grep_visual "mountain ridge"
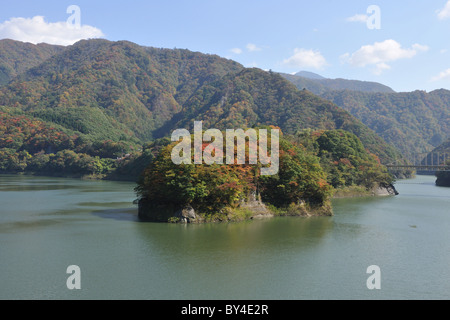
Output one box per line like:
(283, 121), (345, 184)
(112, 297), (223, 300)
(0, 39), (403, 168)
(0, 39), (65, 85)
(321, 89), (450, 159)
(280, 71), (395, 95)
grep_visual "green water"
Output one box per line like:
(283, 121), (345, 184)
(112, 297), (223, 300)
(0, 174), (449, 300)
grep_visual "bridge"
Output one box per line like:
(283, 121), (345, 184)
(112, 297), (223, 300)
(385, 152), (450, 172)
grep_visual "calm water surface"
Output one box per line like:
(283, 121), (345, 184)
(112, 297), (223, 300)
(0, 174), (449, 300)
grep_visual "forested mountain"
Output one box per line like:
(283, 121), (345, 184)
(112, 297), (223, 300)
(424, 138), (450, 165)
(162, 68), (401, 164)
(321, 89), (450, 160)
(282, 71), (450, 163)
(281, 71), (395, 95)
(0, 39), (64, 86)
(431, 138), (450, 154)
(0, 39), (404, 179)
(0, 39), (244, 142)
(294, 71), (326, 80)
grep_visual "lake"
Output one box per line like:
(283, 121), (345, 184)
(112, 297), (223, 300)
(0, 174), (449, 300)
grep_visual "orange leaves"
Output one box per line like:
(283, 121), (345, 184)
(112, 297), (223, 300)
(288, 180), (299, 187)
(217, 181), (238, 191)
(311, 130), (324, 138)
(317, 178), (329, 189)
(287, 148), (296, 156)
(339, 158), (352, 167)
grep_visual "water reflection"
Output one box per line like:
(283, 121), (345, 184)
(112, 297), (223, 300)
(92, 207), (138, 221)
(134, 216), (334, 257)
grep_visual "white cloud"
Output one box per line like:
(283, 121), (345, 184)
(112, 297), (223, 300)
(346, 14), (368, 23)
(341, 39), (428, 74)
(437, 1), (450, 20)
(372, 62), (391, 75)
(431, 68), (450, 81)
(0, 16), (104, 46)
(230, 44), (262, 55)
(412, 43), (429, 52)
(230, 48), (243, 54)
(246, 43), (262, 52)
(283, 48), (327, 69)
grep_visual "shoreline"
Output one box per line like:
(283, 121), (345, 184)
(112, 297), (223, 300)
(332, 183), (399, 199)
(137, 183), (398, 224)
(137, 198), (334, 224)
(0, 171), (138, 182)
(2, 172), (401, 224)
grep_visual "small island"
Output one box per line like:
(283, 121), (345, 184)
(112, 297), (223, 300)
(135, 129), (397, 223)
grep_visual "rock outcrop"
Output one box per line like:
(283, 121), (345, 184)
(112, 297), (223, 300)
(372, 183), (399, 196)
(137, 189), (334, 223)
(174, 205), (197, 223)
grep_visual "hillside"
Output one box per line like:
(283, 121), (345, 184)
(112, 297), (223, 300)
(0, 39), (65, 86)
(0, 39), (405, 179)
(321, 89), (450, 161)
(424, 138), (450, 166)
(163, 68), (402, 164)
(0, 39), (244, 142)
(281, 72), (395, 95)
(431, 138), (450, 154)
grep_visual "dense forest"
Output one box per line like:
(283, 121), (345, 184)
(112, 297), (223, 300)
(0, 39), (243, 141)
(0, 39), (64, 85)
(292, 129), (393, 190)
(136, 128), (394, 222)
(0, 106), (137, 177)
(0, 39), (406, 184)
(156, 68), (403, 165)
(281, 71), (450, 164)
(320, 89), (450, 160)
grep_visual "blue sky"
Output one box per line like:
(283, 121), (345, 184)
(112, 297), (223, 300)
(1, 0), (450, 92)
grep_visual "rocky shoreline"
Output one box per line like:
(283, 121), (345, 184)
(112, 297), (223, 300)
(138, 183), (399, 224)
(138, 192), (333, 224)
(332, 183), (398, 199)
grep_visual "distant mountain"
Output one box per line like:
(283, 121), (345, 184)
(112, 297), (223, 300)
(0, 39), (65, 86)
(294, 71), (326, 80)
(321, 89), (450, 161)
(0, 39), (403, 167)
(280, 72), (395, 95)
(424, 138), (450, 165)
(281, 71), (450, 163)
